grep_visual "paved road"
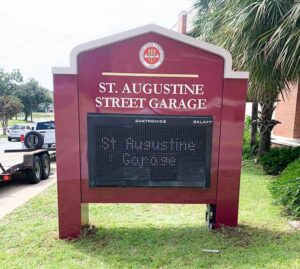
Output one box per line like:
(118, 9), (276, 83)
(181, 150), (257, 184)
(0, 138), (22, 153)
(0, 163), (56, 219)
(0, 138), (57, 219)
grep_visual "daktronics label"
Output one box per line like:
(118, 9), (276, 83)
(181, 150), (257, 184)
(139, 42), (164, 69)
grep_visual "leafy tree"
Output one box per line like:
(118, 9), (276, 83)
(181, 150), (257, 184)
(191, 0), (300, 156)
(37, 87), (53, 112)
(0, 68), (53, 122)
(0, 68), (23, 96)
(15, 79), (53, 121)
(0, 95), (23, 135)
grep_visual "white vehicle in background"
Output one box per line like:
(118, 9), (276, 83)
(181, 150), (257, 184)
(34, 120), (55, 146)
(7, 124), (33, 141)
(21, 120), (56, 149)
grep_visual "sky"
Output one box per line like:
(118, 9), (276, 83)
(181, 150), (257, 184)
(0, 0), (193, 90)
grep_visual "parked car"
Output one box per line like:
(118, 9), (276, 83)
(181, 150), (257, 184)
(7, 124), (33, 141)
(22, 120), (56, 149)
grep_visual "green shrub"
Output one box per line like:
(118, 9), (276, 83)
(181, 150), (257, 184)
(270, 158), (300, 219)
(242, 117), (251, 159)
(242, 116), (258, 159)
(259, 147), (300, 175)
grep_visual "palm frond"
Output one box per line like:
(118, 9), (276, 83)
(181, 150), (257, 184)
(192, 0), (299, 102)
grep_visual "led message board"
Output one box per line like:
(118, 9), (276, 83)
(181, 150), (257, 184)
(88, 114), (213, 188)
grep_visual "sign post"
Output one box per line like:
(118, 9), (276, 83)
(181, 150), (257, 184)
(53, 24), (248, 239)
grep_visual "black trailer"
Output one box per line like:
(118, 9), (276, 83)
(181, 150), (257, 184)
(0, 149), (56, 184)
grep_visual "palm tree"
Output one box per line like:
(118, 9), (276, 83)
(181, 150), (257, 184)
(191, 0), (300, 156)
(260, 2), (300, 82)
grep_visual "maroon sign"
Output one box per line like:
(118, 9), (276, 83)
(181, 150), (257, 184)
(53, 24), (248, 239)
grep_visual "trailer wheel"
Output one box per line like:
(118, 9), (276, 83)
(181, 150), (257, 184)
(26, 156), (42, 184)
(41, 154), (50, 179)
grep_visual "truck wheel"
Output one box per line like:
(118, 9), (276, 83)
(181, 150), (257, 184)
(24, 131), (44, 149)
(41, 154), (51, 179)
(26, 156), (42, 184)
(8, 137), (12, 142)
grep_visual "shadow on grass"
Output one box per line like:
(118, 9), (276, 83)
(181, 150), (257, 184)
(67, 224), (299, 268)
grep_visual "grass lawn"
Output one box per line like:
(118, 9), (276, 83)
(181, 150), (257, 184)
(0, 161), (299, 269)
(31, 112), (54, 120)
(8, 112), (54, 126)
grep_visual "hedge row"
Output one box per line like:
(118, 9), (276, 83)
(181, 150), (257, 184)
(242, 119), (300, 219)
(270, 158), (300, 219)
(259, 147), (300, 175)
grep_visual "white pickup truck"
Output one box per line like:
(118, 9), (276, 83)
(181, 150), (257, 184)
(22, 120), (56, 149)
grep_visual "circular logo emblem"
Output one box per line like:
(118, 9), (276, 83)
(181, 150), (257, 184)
(139, 42), (164, 69)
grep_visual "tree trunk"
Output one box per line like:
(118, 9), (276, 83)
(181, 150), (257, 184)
(259, 125), (271, 156)
(258, 101), (278, 157)
(250, 101), (258, 146)
(25, 113), (28, 121)
(1, 119), (8, 135)
(30, 98), (33, 122)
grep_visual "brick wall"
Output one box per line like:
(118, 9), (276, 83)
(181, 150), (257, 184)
(293, 82), (300, 138)
(273, 81), (300, 138)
